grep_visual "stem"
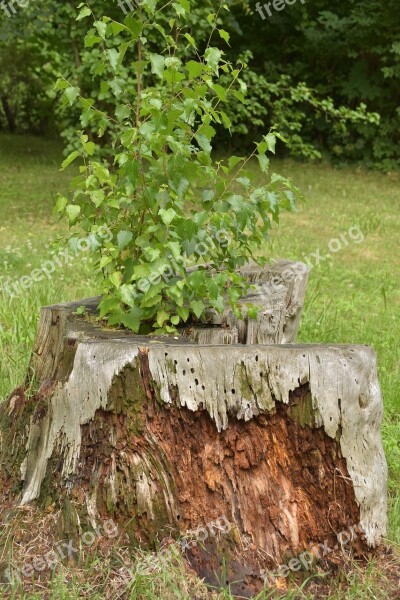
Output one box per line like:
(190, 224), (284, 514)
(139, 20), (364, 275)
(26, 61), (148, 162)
(205, 2), (224, 51)
(136, 40), (142, 127)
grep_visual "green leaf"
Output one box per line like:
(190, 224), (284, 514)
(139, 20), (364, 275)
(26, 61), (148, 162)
(218, 29), (230, 45)
(220, 111), (232, 128)
(247, 304), (259, 320)
(54, 79), (69, 91)
(205, 47), (223, 71)
(166, 241), (181, 259)
(156, 310), (170, 327)
(111, 21), (126, 35)
(109, 79), (123, 96)
(141, 294), (163, 308)
(195, 133), (212, 153)
(257, 154), (269, 173)
(141, 0), (157, 14)
(228, 156), (243, 171)
(198, 124), (216, 141)
(65, 87), (80, 105)
(107, 48), (119, 70)
(120, 285), (137, 308)
(187, 60), (203, 79)
(145, 247), (161, 262)
(115, 105), (131, 121)
(61, 151), (80, 170)
(121, 307), (143, 332)
(265, 133), (277, 154)
(177, 306), (189, 322)
(227, 194), (244, 210)
(55, 195), (67, 213)
(125, 16), (143, 39)
(236, 176), (251, 188)
(99, 296), (121, 319)
(90, 190), (105, 207)
(149, 53), (165, 79)
(212, 84), (227, 101)
(190, 300), (205, 319)
(66, 204), (81, 223)
(84, 141), (96, 156)
(180, 0), (191, 8)
(85, 32), (102, 47)
(182, 239), (198, 256)
(159, 208), (176, 225)
(176, 0), (190, 12)
(133, 264), (151, 280)
(99, 256), (113, 269)
(76, 6), (91, 20)
(172, 2), (186, 17)
(117, 230), (133, 250)
(233, 90), (246, 103)
(107, 311), (125, 326)
(94, 21), (107, 40)
(184, 33), (196, 48)
(110, 271), (123, 288)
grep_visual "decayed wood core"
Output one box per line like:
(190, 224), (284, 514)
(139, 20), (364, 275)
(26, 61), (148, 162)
(72, 363), (361, 595)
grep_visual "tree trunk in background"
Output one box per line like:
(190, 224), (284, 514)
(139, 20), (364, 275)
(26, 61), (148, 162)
(0, 262), (388, 596)
(0, 96), (16, 133)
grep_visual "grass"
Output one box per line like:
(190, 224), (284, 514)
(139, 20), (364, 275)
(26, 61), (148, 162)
(0, 133), (399, 598)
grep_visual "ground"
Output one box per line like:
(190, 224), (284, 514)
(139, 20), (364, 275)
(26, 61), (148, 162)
(0, 134), (398, 598)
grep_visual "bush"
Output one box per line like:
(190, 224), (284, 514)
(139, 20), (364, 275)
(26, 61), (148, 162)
(55, 0), (300, 333)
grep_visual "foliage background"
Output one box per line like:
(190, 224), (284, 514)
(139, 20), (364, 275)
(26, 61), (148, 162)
(0, 0), (399, 169)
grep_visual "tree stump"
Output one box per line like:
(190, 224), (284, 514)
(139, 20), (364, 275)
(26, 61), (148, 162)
(0, 262), (388, 596)
(186, 259), (310, 345)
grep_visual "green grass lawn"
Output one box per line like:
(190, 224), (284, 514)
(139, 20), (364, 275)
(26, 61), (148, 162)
(0, 133), (399, 598)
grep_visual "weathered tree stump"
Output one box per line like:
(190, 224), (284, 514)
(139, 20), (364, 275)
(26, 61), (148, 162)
(187, 259), (310, 345)
(0, 261), (388, 596)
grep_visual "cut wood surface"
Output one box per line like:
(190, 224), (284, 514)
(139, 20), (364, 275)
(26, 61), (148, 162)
(0, 261), (388, 596)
